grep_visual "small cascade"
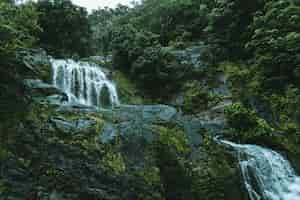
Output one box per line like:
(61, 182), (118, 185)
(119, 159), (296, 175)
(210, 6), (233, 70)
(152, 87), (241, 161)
(220, 140), (300, 200)
(51, 59), (119, 107)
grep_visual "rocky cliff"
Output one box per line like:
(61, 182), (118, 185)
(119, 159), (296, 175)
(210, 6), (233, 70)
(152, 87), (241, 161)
(0, 49), (246, 200)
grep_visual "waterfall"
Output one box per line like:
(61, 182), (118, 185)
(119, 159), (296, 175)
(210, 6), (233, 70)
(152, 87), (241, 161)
(51, 59), (119, 107)
(220, 140), (300, 200)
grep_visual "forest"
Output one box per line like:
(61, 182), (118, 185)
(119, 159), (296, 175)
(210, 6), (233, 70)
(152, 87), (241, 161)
(1, 0), (300, 199)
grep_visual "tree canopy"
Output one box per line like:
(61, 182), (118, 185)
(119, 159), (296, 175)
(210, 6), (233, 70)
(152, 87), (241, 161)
(36, 0), (91, 57)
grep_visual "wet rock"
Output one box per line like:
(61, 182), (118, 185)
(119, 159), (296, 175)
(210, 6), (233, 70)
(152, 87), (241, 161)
(142, 105), (177, 122)
(34, 94), (68, 105)
(179, 116), (204, 148)
(50, 117), (77, 134)
(210, 73), (231, 96)
(23, 79), (66, 98)
(98, 105), (178, 143)
(100, 123), (118, 143)
(97, 102), (226, 149)
(56, 103), (101, 115)
(86, 55), (112, 64)
(19, 49), (52, 82)
(170, 92), (185, 107)
(76, 118), (97, 132)
(108, 105), (178, 123)
(50, 116), (97, 135)
(100, 86), (112, 108)
(49, 191), (65, 200)
(170, 43), (210, 69)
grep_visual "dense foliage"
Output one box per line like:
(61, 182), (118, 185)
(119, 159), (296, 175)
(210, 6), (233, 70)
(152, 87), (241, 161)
(36, 0), (91, 57)
(0, 1), (39, 65)
(2, 0), (299, 135)
(1, 0), (300, 199)
(111, 25), (192, 97)
(0, 1), (40, 116)
(88, 5), (129, 56)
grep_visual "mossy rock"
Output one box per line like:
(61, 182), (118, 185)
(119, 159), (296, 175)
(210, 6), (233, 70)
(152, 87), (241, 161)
(182, 81), (221, 114)
(101, 151), (126, 175)
(152, 124), (190, 154)
(21, 49), (52, 83)
(114, 71), (144, 104)
(223, 102), (300, 174)
(190, 134), (245, 200)
(100, 86), (112, 108)
(151, 125), (193, 200)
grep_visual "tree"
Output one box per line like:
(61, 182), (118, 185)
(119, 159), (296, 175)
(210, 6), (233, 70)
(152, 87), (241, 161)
(88, 6), (130, 57)
(205, 0), (265, 60)
(0, 1), (39, 65)
(246, 0), (300, 91)
(36, 0), (92, 57)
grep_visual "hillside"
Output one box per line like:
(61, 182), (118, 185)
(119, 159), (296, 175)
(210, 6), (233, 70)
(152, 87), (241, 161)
(1, 0), (300, 200)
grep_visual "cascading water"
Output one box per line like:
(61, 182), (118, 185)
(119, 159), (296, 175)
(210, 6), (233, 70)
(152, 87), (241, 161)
(51, 59), (119, 108)
(220, 140), (300, 200)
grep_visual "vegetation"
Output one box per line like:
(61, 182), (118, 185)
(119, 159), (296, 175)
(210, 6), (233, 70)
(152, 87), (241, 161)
(182, 81), (221, 114)
(1, 0), (300, 199)
(0, 1), (39, 65)
(36, 0), (91, 57)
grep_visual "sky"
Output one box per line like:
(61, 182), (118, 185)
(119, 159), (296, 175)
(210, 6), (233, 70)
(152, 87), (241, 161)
(72, 0), (135, 11)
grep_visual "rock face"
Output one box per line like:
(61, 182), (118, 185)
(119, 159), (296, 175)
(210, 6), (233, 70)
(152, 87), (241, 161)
(21, 49), (52, 82)
(50, 116), (97, 135)
(23, 79), (68, 105)
(1, 49), (246, 200)
(170, 42), (210, 69)
(23, 79), (66, 97)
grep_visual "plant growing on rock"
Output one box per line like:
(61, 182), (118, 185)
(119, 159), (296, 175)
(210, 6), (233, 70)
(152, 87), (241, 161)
(182, 81), (221, 114)
(0, 1), (39, 65)
(224, 102), (274, 143)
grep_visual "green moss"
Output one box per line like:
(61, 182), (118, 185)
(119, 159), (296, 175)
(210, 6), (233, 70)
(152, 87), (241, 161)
(25, 101), (106, 157)
(102, 151), (126, 175)
(182, 81), (221, 114)
(190, 134), (243, 200)
(153, 140), (193, 200)
(43, 165), (78, 191)
(0, 179), (9, 195)
(93, 116), (105, 133)
(224, 102), (276, 145)
(224, 102), (300, 159)
(148, 123), (196, 200)
(0, 148), (12, 161)
(225, 102), (259, 131)
(152, 124), (190, 154)
(114, 71), (145, 104)
(26, 103), (56, 129)
(220, 62), (262, 103)
(138, 166), (161, 187)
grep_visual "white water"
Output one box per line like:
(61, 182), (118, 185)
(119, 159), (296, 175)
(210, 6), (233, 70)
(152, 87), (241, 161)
(51, 59), (119, 107)
(220, 140), (300, 200)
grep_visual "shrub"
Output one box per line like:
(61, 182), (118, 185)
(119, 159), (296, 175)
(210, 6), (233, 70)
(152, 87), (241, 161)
(0, 1), (39, 65)
(182, 81), (220, 114)
(225, 102), (260, 131)
(36, 0), (92, 57)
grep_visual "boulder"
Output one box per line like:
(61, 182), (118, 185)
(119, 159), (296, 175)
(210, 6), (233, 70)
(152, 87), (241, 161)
(20, 49), (52, 82)
(50, 116), (97, 135)
(23, 79), (67, 98)
(50, 117), (77, 134)
(56, 103), (101, 115)
(100, 123), (118, 143)
(35, 94), (68, 105)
